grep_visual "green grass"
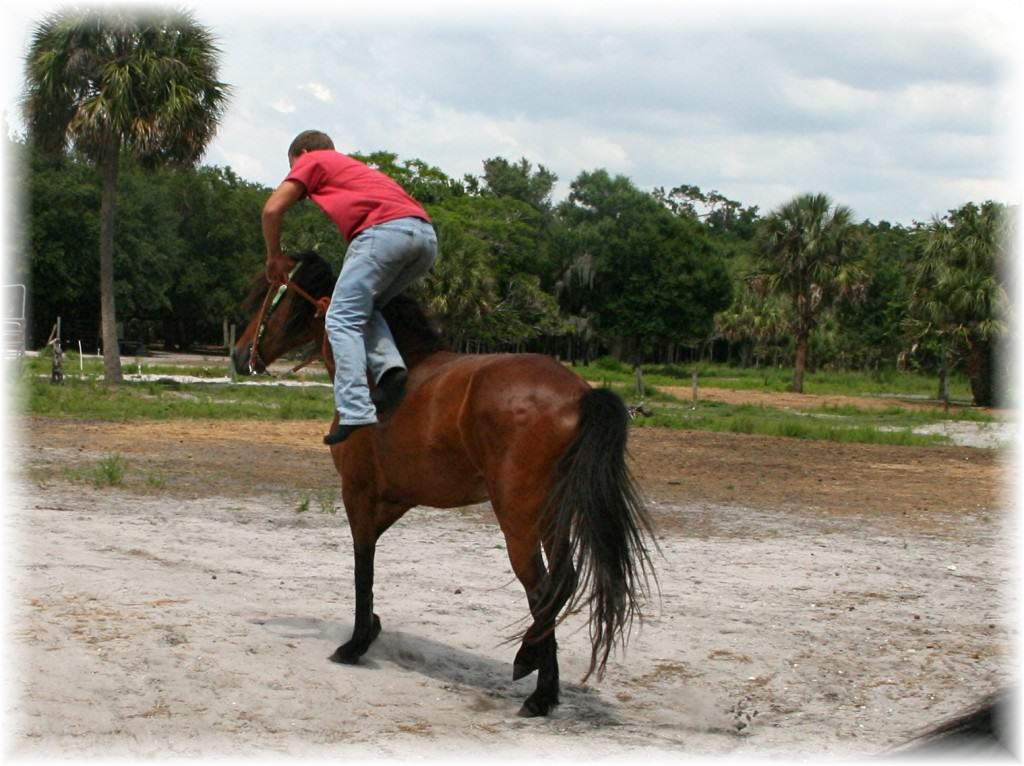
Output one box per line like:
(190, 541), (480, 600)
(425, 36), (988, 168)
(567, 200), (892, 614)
(293, 487), (339, 515)
(576, 356), (975, 403)
(22, 375), (332, 420)
(596, 380), (990, 447)
(17, 351), (1003, 448)
(59, 453), (129, 487)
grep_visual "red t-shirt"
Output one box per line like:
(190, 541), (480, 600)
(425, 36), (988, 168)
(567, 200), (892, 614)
(285, 150), (431, 241)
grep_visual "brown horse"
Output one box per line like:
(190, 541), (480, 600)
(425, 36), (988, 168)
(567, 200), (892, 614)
(232, 250), (656, 717)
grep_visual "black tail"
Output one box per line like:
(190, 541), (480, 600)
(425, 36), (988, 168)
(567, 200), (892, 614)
(892, 688), (1016, 758)
(540, 387), (657, 681)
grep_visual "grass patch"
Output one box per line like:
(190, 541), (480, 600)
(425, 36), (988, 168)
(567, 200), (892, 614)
(293, 487), (339, 515)
(61, 453), (129, 487)
(23, 375), (331, 421)
(630, 396), (953, 447)
(18, 353), (998, 448)
(93, 454), (128, 487)
(572, 357), (975, 403)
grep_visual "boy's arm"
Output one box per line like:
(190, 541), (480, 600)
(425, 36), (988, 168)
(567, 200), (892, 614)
(262, 179), (306, 283)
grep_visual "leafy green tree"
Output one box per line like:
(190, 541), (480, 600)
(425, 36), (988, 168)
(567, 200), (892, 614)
(907, 201), (1013, 406)
(714, 276), (792, 367)
(834, 221), (914, 370)
(554, 249), (599, 364)
(109, 156), (184, 328)
(164, 165), (268, 347)
(654, 183), (760, 239)
(20, 144), (101, 347)
(420, 193), (561, 350)
(22, 7), (229, 381)
(755, 193), (867, 392)
(412, 211), (496, 350)
(481, 156), (558, 214)
(556, 170), (732, 362)
(353, 151), (465, 205)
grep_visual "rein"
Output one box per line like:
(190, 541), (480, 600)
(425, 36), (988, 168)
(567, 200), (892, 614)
(248, 262), (331, 374)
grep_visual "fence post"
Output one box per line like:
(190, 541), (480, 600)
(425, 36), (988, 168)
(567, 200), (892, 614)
(228, 324), (237, 382)
(49, 317), (63, 384)
(634, 363), (645, 399)
(691, 369), (699, 409)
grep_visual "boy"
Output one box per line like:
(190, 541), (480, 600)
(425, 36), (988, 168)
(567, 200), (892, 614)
(262, 130), (437, 444)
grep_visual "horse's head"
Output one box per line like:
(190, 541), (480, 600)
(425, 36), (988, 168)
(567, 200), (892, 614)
(231, 250), (336, 375)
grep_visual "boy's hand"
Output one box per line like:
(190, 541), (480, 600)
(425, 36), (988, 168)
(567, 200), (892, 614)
(265, 253), (291, 284)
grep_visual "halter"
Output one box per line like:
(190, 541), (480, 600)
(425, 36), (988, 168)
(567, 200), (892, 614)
(248, 261), (331, 375)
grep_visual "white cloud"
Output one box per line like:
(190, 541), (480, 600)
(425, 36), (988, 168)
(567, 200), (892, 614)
(779, 75), (881, 119)
(299, 82), (334, 103)
(6, 0), (1016, 225)
(894, 81), (995, 132)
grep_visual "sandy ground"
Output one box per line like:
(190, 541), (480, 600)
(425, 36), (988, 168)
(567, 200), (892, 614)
(5, 393), (1019, 761)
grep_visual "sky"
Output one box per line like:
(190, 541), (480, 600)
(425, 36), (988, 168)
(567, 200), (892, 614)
(1, 0), (1021, 228)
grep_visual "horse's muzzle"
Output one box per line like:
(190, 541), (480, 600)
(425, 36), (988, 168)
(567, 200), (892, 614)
(230, 345), (264, 375)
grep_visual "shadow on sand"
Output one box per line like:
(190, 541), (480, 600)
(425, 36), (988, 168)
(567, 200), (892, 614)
(252, 615), (621, 724)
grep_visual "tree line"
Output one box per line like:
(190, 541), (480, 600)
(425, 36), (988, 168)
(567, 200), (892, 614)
(13, 136), (1013, 405)
(12, 8), (1013, 406)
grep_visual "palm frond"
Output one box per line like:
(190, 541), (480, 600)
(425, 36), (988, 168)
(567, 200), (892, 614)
(23, 7), (230, 165)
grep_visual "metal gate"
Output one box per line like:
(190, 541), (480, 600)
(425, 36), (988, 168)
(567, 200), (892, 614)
(4, 284), (27, 368)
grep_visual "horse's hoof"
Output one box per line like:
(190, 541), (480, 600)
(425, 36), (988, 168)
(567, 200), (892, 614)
(517, 694), (556, 718)
(328, 645), (362, 664)
(328, 615), (383, 664)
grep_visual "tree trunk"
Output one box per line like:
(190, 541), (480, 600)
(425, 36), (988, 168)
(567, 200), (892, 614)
(98, 141), (123, 383)
(937, 364), (950, 409)
(792, 327), (809, 393)
(936, 346), (952, 408)
(965, 335), (994, 407)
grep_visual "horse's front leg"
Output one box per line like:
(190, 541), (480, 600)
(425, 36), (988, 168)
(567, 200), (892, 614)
(329, 537), (381, 664)
(328, 494), (410, 665)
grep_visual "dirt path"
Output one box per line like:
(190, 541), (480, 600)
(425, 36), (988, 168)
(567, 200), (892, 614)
(7, 414), (1016, 760)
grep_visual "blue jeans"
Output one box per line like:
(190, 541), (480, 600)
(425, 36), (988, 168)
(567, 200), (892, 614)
(324, 217), (437, 425)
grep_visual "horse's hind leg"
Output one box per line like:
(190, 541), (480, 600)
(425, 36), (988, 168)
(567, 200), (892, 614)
(510, 548), (549, 681)
(504, 534), (574, 717)
(330, 497), (409, 664)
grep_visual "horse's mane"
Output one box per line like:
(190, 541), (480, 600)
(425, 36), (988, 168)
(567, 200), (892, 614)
(381, 293), (449, 367)
(290, 250), (337, 300)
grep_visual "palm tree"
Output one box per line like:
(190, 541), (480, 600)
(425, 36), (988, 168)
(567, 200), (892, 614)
(414, 222), (496, 352)
(23, 7), (229, 382)
(555, 251), (598, 364)
(756, 193), (865, 392)
(907, 202), (1012, 407)
(715, 279), (791, 368)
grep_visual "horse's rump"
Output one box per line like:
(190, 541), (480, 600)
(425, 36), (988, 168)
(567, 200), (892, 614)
(353, 351), (589, 511)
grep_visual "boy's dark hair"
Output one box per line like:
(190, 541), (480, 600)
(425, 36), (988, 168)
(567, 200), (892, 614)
(288, 130), (335, 159)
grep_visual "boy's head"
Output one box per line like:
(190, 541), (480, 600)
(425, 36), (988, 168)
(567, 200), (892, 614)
(288, 130), (335, 165)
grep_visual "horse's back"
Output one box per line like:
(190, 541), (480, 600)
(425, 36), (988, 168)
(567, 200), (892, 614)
(351, 351), (588, 509)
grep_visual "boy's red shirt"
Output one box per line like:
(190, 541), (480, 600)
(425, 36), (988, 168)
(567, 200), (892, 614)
(285, 150), (430, 241)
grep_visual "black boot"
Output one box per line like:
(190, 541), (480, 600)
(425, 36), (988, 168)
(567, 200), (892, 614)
(323, 422), (371, 446)
(371, 367), (408, 414)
